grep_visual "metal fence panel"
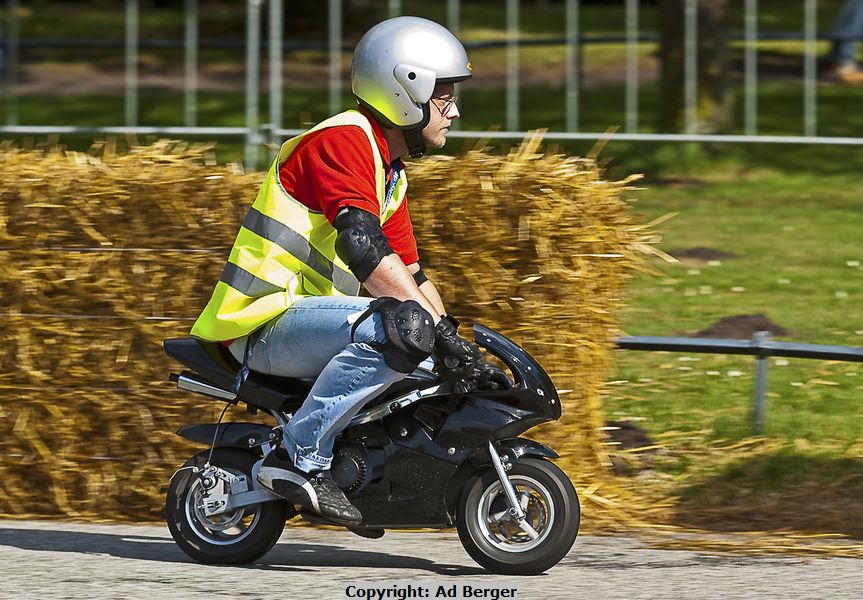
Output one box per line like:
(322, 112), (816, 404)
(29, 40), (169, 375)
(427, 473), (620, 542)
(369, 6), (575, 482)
(3, 1), (863, 160)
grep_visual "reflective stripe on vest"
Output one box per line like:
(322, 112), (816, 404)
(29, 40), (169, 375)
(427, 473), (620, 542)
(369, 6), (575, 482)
(190, 109), (408, 342)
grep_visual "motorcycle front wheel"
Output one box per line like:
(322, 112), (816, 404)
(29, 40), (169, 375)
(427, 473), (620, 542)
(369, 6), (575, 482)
(166, 448), (291, 565)
(456, 457), (580, 575)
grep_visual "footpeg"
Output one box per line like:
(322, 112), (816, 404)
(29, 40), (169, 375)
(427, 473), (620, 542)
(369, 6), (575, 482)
(346, 525), (385, 539)
(300, 510), (382, 537)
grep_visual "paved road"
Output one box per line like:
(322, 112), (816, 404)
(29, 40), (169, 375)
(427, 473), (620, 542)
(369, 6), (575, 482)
(1, 519), (859, 600)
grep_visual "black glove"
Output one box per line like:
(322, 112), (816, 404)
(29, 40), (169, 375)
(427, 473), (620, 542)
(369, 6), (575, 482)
(433, 315), (482, 392)
(469, 359), (514, 390)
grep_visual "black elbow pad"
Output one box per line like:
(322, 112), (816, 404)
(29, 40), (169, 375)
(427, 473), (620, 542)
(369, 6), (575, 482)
(333, 207), (394, 282)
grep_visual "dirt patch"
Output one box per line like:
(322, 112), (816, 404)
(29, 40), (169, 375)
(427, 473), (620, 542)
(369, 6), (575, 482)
(605, 420), (658, 476)
(695, 314), (788, 339)
(606, 420), (654, 450)
(652, 176), (707, 189)
(671, 451), (863, 538)
(672, 247), (738, 261)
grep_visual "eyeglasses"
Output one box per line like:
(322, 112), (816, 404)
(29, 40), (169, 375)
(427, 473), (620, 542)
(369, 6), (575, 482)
(430, 95), (459, 116)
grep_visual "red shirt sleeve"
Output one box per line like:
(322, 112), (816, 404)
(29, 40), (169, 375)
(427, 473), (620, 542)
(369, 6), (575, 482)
(279, 126), (381, 224)
(278, 125), (419, 265)
(383, 195), (419, 265)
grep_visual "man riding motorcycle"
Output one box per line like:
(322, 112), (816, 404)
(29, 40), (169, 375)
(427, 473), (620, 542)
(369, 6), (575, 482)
(190, 17), (507, 527)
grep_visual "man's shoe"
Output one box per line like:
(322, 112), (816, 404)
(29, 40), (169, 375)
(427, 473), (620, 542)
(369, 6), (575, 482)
(830, 62), (863, 85)
(257, 449), (363, 526)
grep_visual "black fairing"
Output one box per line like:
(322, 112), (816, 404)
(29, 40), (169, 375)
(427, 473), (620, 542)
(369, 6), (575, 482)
(177, 422), (275, 451)
(472, 324), (561, 420)
(339, 325), (563, 528)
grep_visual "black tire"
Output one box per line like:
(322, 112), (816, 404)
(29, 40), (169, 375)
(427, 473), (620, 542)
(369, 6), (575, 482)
(456, 458), (580, 575)
(166, 448), (292, 565)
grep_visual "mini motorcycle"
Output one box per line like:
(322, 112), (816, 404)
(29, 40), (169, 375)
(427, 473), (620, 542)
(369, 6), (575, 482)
(163, 324), (579, 575)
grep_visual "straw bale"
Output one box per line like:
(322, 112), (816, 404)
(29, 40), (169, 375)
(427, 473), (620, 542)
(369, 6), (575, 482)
(407, 140), (650, 477)
(0, 138), (655, 531)
(1, 250), (223, 319)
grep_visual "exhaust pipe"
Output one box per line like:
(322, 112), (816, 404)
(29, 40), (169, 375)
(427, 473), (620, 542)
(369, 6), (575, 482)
(173, 372), (238, 402)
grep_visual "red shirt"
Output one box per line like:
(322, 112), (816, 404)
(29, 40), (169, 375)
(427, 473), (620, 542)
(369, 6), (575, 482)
(277, 109), (419, 266)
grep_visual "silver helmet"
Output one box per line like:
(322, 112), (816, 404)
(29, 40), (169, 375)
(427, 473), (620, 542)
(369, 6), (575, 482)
(351, 16), (472, 130)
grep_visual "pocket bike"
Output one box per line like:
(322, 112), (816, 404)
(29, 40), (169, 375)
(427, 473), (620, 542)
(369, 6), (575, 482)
(163, 324), (580, 574)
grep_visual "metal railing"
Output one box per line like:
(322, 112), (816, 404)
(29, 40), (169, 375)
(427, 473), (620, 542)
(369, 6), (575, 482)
(616, 332), (863, 433)
(3, 0), (863, 166)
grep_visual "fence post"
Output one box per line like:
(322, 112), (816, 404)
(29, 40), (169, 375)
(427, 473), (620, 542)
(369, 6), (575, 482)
(565, 0), (579, 132)
(448, 0), (461, 131)
(328, 0), (342, 117)
(625, 0), (639, 132)
(4, 0), (20, 126)
(803, 0), (817, 137)
(245, 0), (263, 169)
(684, 0), (698, 133)
(184, 0), (198, 128)
(269, 0), (283, 145)
(125, 0), (139, 128)
(752, 330), (772, 434)
(388, 0), (400, 18)
(447, 0), (460, 34)
(506, 0), (519, 132)
(744, 0), (758, 135)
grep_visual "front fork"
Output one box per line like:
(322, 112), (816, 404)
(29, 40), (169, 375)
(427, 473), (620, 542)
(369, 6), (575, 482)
(487, 441), (541, 540)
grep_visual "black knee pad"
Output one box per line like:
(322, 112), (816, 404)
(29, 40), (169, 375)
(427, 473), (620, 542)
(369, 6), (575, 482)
(362, 297), (435, 373)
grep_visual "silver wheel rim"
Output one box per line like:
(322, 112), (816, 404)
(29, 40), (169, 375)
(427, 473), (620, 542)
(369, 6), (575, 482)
(475, 475), (555, 553)
(184, 468), (261, 546)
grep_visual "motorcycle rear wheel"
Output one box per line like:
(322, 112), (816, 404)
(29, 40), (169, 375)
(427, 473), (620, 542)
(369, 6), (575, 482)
(456, 458), (579, 575)
(166, 448), (291, 564)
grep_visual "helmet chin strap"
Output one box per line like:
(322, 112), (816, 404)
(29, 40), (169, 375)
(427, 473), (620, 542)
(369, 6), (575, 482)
(403, 127), (426, 159)
(353, 98), (430, 158)
(403, 102), (431, 158)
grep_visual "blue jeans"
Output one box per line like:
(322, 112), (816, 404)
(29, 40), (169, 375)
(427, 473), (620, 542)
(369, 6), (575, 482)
(832, 0), (863, 64)
(229, 296), (433, 472)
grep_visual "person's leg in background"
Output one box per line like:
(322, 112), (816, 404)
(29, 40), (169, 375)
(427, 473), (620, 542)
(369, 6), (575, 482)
(829, 0), (863, 83)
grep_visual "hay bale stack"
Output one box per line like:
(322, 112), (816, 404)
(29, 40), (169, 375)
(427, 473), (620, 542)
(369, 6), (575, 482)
(0, 138), (654, 525)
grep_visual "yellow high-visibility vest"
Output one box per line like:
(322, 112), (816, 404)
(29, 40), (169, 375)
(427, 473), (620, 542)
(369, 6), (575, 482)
(191, 110), (409, 341)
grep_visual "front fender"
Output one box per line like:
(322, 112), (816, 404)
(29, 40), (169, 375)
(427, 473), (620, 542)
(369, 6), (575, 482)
(493, 437), (559, 465)
(177, 422), (276, 451)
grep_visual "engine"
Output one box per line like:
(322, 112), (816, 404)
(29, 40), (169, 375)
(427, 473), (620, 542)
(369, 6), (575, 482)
(330, 445), (372, 496)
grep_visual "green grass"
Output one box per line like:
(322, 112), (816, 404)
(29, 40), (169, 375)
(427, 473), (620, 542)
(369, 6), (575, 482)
(602, 162), (863, 441)
(601, 168), (863, 528)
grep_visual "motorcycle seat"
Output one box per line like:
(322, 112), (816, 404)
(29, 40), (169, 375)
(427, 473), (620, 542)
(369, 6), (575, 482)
(164, 337), (312, 412)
